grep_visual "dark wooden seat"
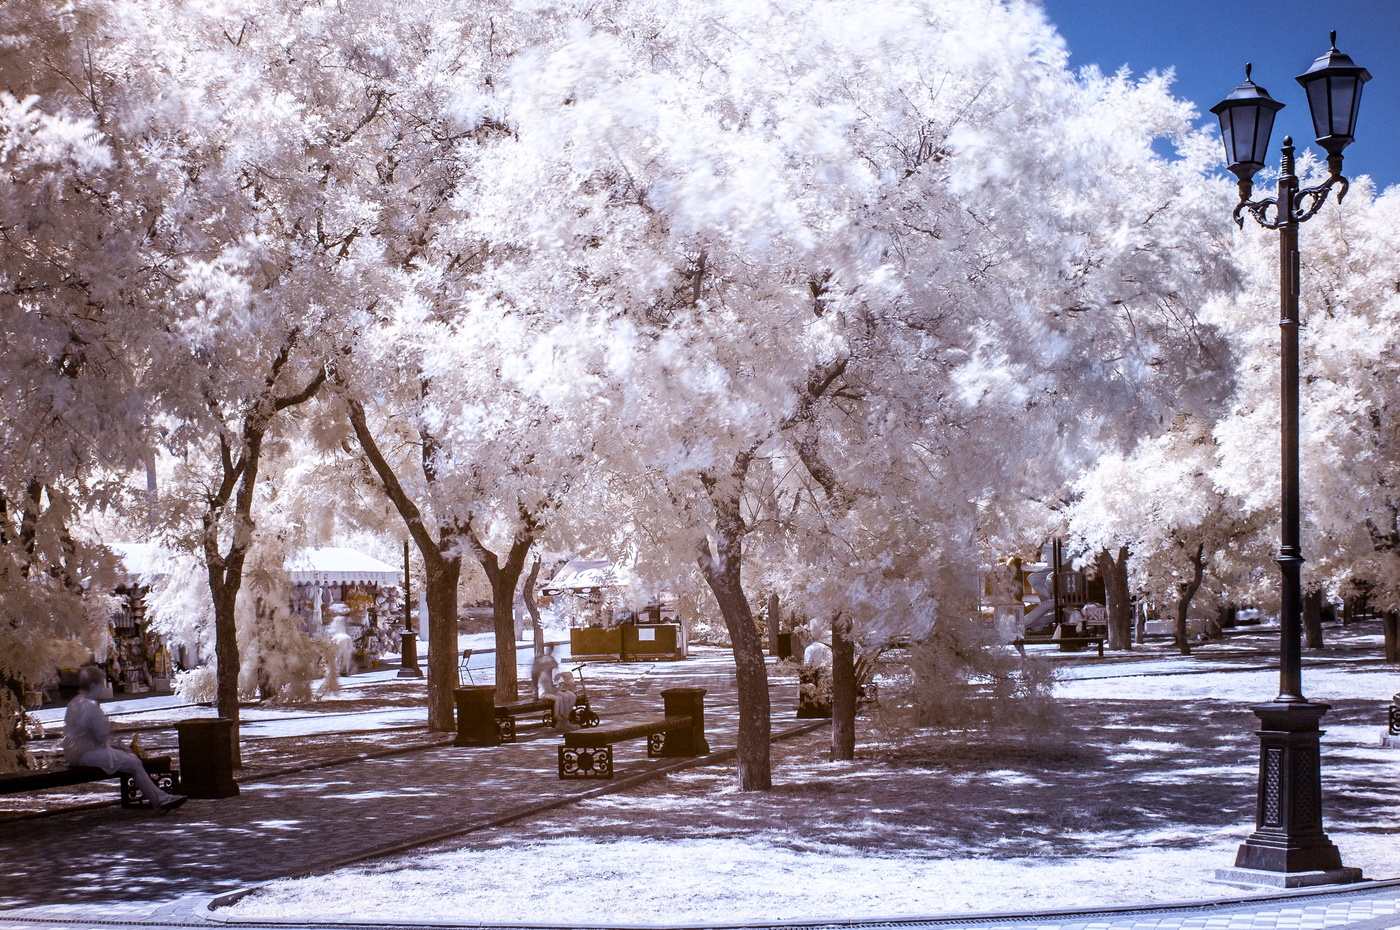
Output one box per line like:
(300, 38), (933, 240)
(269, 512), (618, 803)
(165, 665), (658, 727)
(558, 715), (694, 779)
(1014, 635), (1105, 657)
(563, 715), (692, 748)
(0, 756), (177, 808)
(494, 697), (555, 742)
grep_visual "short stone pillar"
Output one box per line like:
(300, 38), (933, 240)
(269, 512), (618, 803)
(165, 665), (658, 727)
(660, 687), (709, 756)
(176, 717), (240, 799)
(454, 686), (500, 747)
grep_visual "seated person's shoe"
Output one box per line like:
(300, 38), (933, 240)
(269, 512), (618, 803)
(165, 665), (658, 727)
(155, 795), (188, 816)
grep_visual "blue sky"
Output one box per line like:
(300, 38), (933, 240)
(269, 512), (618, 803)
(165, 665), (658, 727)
(1039, 0), (1400, 193)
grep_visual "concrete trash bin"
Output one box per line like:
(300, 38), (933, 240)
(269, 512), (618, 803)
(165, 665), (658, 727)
(177, 717), (240, 798)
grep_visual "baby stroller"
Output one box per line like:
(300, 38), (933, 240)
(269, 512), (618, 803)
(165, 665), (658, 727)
(565, 663), (601, 728)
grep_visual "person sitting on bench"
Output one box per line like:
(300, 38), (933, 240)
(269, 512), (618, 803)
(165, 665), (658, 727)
(64, 666), (187, 815)
(552, 671), (578, 732)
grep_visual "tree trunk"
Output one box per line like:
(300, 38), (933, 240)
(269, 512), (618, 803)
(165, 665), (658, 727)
(698, 456), (771, 791)
(1303, 588), (1325, 650)
(1097, 546), (1132, 651)
(524, 559), (544, 656)
(830, 613), (856, 761)
(345, 395), (462, 732)
(207, 567), (243, 767)
(423, 552), (462, 730)
(1384, 610), (1399, 665)
(700, 554), (771, 790)
(469, 531), (534, 702)
(767, 593), (781, 656)
(1173, 543), (1206, 657)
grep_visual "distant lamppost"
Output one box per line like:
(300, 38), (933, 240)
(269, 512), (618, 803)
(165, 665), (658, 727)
(398, 539), (422, 678)
(1211, 33), (1369, 886)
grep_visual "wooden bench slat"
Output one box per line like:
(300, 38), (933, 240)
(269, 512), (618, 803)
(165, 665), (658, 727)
(0, 756), (173, 797)
(496, 698), (553, 716)
(564, 715), (691, 748)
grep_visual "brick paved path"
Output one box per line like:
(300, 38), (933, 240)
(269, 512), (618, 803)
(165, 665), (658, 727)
(0, 654), (797, 909)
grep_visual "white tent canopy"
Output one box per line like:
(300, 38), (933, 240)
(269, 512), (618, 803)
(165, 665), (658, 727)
(286, 547), (401, 586)
(540, 559), (625, 595)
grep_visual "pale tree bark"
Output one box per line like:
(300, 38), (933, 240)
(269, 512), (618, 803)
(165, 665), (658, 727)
(1173, 542), (1206, 657)
(346, 396), (463, 732)
(1097, 546), (1132, 651)
(697, 450), (771, 791)
(830, 612), (856, 761)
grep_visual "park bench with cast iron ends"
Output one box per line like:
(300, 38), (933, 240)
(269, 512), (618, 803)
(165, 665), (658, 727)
(0, 755), (178, 808)
(495, 697), (556, 742)
(557, 687), (709, 780)
(1014, 634), (1105, 657)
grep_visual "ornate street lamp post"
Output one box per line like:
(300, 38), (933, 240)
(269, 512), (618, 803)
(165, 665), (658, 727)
(1211, 33), (1369, 887)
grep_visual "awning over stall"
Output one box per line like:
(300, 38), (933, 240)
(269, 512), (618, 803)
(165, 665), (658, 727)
(286, 547), (401, 586)
(540, 559), (623, 596)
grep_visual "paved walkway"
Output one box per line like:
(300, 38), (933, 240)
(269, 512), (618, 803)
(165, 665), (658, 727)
(0, 652), (797, 911)
(3, 649), (1400, 930)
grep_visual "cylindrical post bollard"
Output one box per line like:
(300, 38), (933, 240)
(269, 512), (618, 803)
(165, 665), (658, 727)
(454, 686), (500, 747)
(176, 717), (240, 798)
(397, 630), (423, 678)
(659, 687), (709, 756)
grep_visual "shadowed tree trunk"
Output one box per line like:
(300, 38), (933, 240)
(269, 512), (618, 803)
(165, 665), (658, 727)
(698, 451), (771, 791)
(1097, 546), (1132, 651)
(767, 592), (781, 656)
(467, 526), (537, 702)
(1384, 610), (1399, 664)
(830, 613), (856, 761)
(204, 351), (325, 768)
(1303, 587), (1325, 650)
(347, 396), (464, 732)
(1173, 543), (1206, 657)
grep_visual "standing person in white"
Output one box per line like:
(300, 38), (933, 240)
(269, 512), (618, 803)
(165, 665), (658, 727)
(64, 666), (187, 815)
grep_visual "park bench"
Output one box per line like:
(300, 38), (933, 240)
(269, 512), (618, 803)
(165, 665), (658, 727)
(557, 687), (709, 780)
(495, 697), (555, 742)
(1014, 633), (1105, 657)
(0, 755), (178, 808)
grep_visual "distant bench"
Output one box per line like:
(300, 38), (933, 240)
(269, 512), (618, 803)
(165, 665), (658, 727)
(558, 688), (709, 780)
(0, 756), (177, 808)
(1014, 634), (1105, 657)
(495, 697), (556, 742)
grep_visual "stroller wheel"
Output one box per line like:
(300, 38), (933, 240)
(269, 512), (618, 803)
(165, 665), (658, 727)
(581, 710), (601, 727)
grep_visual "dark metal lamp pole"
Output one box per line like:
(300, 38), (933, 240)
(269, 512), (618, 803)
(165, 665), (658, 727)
(1211, 33), (1370, 887)
(398, 539), (423, 678)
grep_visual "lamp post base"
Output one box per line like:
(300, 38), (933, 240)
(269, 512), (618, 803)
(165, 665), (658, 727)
(1233, 700), (1353, 878)
(1214, 866), (1363, 889)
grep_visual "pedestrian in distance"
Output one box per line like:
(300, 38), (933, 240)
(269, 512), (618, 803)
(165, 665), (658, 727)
(64, 666), (187, 816)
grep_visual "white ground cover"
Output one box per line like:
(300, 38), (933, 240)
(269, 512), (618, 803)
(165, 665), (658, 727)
(223, 639), (1400, 926)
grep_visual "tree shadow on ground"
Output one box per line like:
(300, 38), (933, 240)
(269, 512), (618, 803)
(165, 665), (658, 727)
(464, 695), (1388, 862)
